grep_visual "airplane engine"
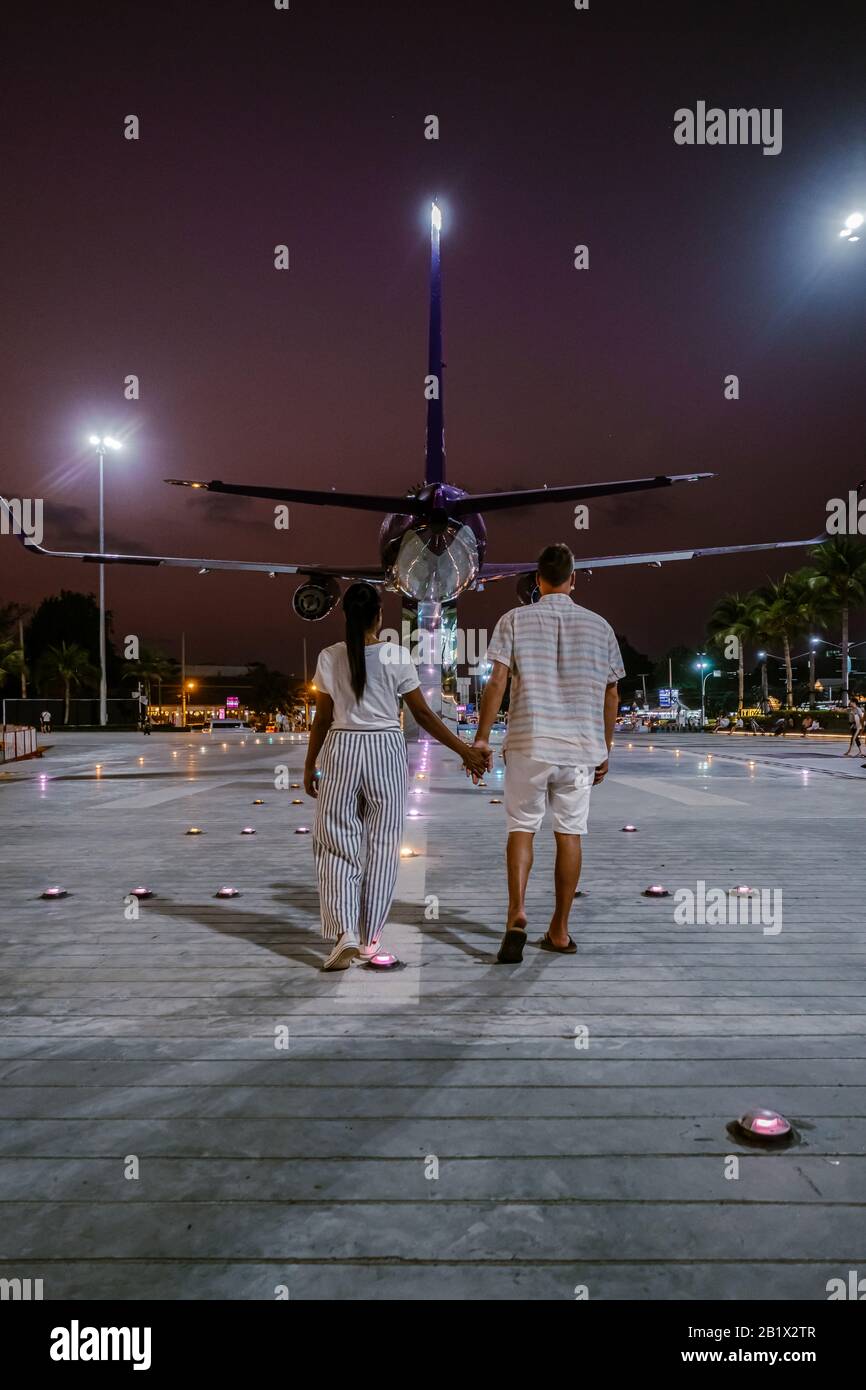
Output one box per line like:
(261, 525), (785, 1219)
(292, 577), (341, 621)
(516, 573), (540, 606)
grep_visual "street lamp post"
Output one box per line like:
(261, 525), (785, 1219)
(695, 654), (721, 729)
(88, 435), (122, 726)
(810, 635), (866, 704)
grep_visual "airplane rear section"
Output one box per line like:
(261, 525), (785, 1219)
(381, 516), (483, 604)
(4, 196), (826, 743)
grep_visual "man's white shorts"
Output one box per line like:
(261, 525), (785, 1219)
(504, 753), (593, 835)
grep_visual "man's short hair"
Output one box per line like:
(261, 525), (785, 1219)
(537, 543), (575, 587)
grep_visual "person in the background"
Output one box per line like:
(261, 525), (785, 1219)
(473, 543), (623, 964)
(844, 699), (863, 756)
(305, 582), (488, 971)
(40, 709), (51, 734)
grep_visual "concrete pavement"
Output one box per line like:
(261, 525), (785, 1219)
(1, 729), (864, 1299)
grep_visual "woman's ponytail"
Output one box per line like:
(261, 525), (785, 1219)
(342, 582), (382, 700)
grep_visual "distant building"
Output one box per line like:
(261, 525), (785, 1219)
(151, 665), (255, 724)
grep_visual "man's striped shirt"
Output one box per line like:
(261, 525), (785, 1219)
(486, 593), (625, 765)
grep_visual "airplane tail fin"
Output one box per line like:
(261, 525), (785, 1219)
(424, 198), (445, 486)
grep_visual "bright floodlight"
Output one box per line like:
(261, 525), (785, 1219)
(840, 228), (852, 237)
(104, 436), (122, 450)
(88, 434), (101, 445)
(431, 202), (442, 231)
(845, 212), (864, 229)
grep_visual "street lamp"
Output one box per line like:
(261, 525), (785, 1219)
(810, 634), (866, 703)
(88, 434), (122, 726)
(840, 211), (863, 242)
(302, 682), (316, 731)
(759, 642), (823, 708)
(808, 637), (819, 705)
(182, 680), (195, 728)
(695, 654), (721, 729)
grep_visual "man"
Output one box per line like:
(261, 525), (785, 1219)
(474, 543), (623, 963)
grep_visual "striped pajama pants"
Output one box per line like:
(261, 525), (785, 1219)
(313, 728), (408, 946)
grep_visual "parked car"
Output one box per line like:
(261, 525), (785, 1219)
(204, 719), (255, 737)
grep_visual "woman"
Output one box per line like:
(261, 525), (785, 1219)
(304, 582), (489, 970)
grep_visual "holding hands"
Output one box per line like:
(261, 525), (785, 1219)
(464, 738), (493, 783)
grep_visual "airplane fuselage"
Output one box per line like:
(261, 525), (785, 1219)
(378, 484), (487, 602)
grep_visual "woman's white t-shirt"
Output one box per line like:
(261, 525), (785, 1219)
(313, 641), (420, 730)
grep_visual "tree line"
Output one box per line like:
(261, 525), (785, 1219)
(3, 535), (864, 723)
(706, 536), (866, 711)
(0, 591), (304, 724)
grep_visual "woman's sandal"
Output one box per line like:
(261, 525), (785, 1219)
(538, 932), (577, 954)
(497, 920), (528, 964)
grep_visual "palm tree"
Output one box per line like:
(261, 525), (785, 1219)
(806, 537), (866, 699)
(39, 643), (96, 724)
(0, 603), (29, 699)
(739, 591), (773, 711)
(0, 638), (26, 693)
(759, 573), (816, 708)
(707, 593), (753, 712)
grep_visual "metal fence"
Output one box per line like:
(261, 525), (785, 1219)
(0, 697), (142, 728)
(1, 726), (37, 762)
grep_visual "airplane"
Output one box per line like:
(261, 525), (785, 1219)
(2, 200), (825, 619)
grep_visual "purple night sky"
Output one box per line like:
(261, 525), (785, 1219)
(2, 0), (866, 674)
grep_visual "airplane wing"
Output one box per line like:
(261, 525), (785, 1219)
(166, 479), (425, 514)
(0, 500), (385, 581)
(164, 472), (711, 515)
(451, 472), (713, 515)
(479, 531), (827, 583)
